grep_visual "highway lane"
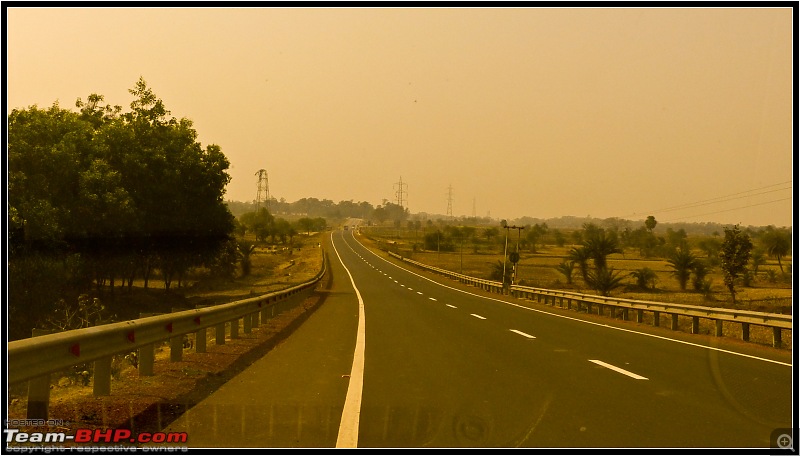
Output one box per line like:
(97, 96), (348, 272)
(333, 229), (793, 448)
(163, 228), (792, 449)
(165, 238), (359, 448)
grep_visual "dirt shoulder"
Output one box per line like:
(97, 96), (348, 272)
(6, 236), (331, 439)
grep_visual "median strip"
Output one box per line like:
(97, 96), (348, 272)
(588, 359), (648, 380)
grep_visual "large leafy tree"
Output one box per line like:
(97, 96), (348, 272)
(719, 225), (753, 303)
(8, 79), (235, 338)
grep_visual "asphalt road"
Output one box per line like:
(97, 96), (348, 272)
(167, 228), (794, 449)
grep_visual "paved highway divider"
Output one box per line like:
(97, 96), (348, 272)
(386, 251), (791, 349)
(9, 253), (328, 420)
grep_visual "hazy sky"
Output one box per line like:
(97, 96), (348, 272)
(6, 7), (794, 227)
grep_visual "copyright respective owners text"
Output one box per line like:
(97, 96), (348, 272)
(4, 422), (189, 454)
(771, 428), (797, 454)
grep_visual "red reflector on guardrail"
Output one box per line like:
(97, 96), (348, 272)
(69, 344), (80, 357)
(194, 317), (201, 325)
(166, 323), (173, 333)
(127, 331), (135, 343)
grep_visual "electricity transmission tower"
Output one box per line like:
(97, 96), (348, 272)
(394, 176), (408, 209)
(446, 185), (454, 219)
(255, 169), (270, 212)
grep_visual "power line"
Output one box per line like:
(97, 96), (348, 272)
(624, 180), (792, 219)
(663, 197), (792, 222)
(654, 186), (791, 214)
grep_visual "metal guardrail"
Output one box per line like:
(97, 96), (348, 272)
(386, 251), (792, 349)
(388, 251), (504, 293)
(9, 252), (328, 419)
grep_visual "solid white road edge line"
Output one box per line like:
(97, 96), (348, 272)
(347, 232), (792, 368)
(589, 359), (648, 380)
(332, 232), (366, 448)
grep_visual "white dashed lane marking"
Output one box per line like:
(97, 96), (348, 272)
(509, 329), (536, 339)
(589, 359), (648, 380)
(470, 314), (487, 320)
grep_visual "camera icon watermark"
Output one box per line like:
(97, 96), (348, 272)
(770, 428), (796, 453)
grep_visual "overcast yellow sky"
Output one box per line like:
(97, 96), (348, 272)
(6, 7), (794, 227)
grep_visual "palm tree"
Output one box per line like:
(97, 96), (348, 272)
(762, 228), (790, 273)
(692, 260), (710, 291)
(583, 231), (622, 270)
(568, 247), (590, 282)
(629, 267), (657, 290)
(556, 260), (575, 284)
(586, 267), (625, 296)
(750, 250), (766, 277)
(237, 240), (257, 277)
(668, 247), (696, 291)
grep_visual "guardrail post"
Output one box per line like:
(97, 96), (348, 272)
(773, 328), (782, 348)
(636, 309), (643, 323)
(715, 320), (723, 337)
(27, 375), (50, 419)
(252, 311), (261, 328)
(586, 302), (591, 314)
(230, 318), (240, 339)
(196, 328), (207, 353)
(653, 311), (660, 327)
(622, 309), (629, 321)
(139, 344), (155, 376)
(597, 304), (603, 316)
(170, 336), (183, 362)
(93, 356), (112, 396)
(691, 316), (700, 334)
(216, 323), (226, 345)
(261, 306), (269, 323)
(243, 313), (252, 334)
(741, 323), (750, 342)
(671, 314), (679, 331)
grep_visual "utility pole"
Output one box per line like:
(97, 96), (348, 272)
(255, 169), (270, 212)
(472, 197), (476, 219)
(501, 222), (525, 292)
(446, 185), (454, 219)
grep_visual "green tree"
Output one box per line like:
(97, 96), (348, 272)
(719, 225), (753, 303)
(645, 215), (657, 232)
